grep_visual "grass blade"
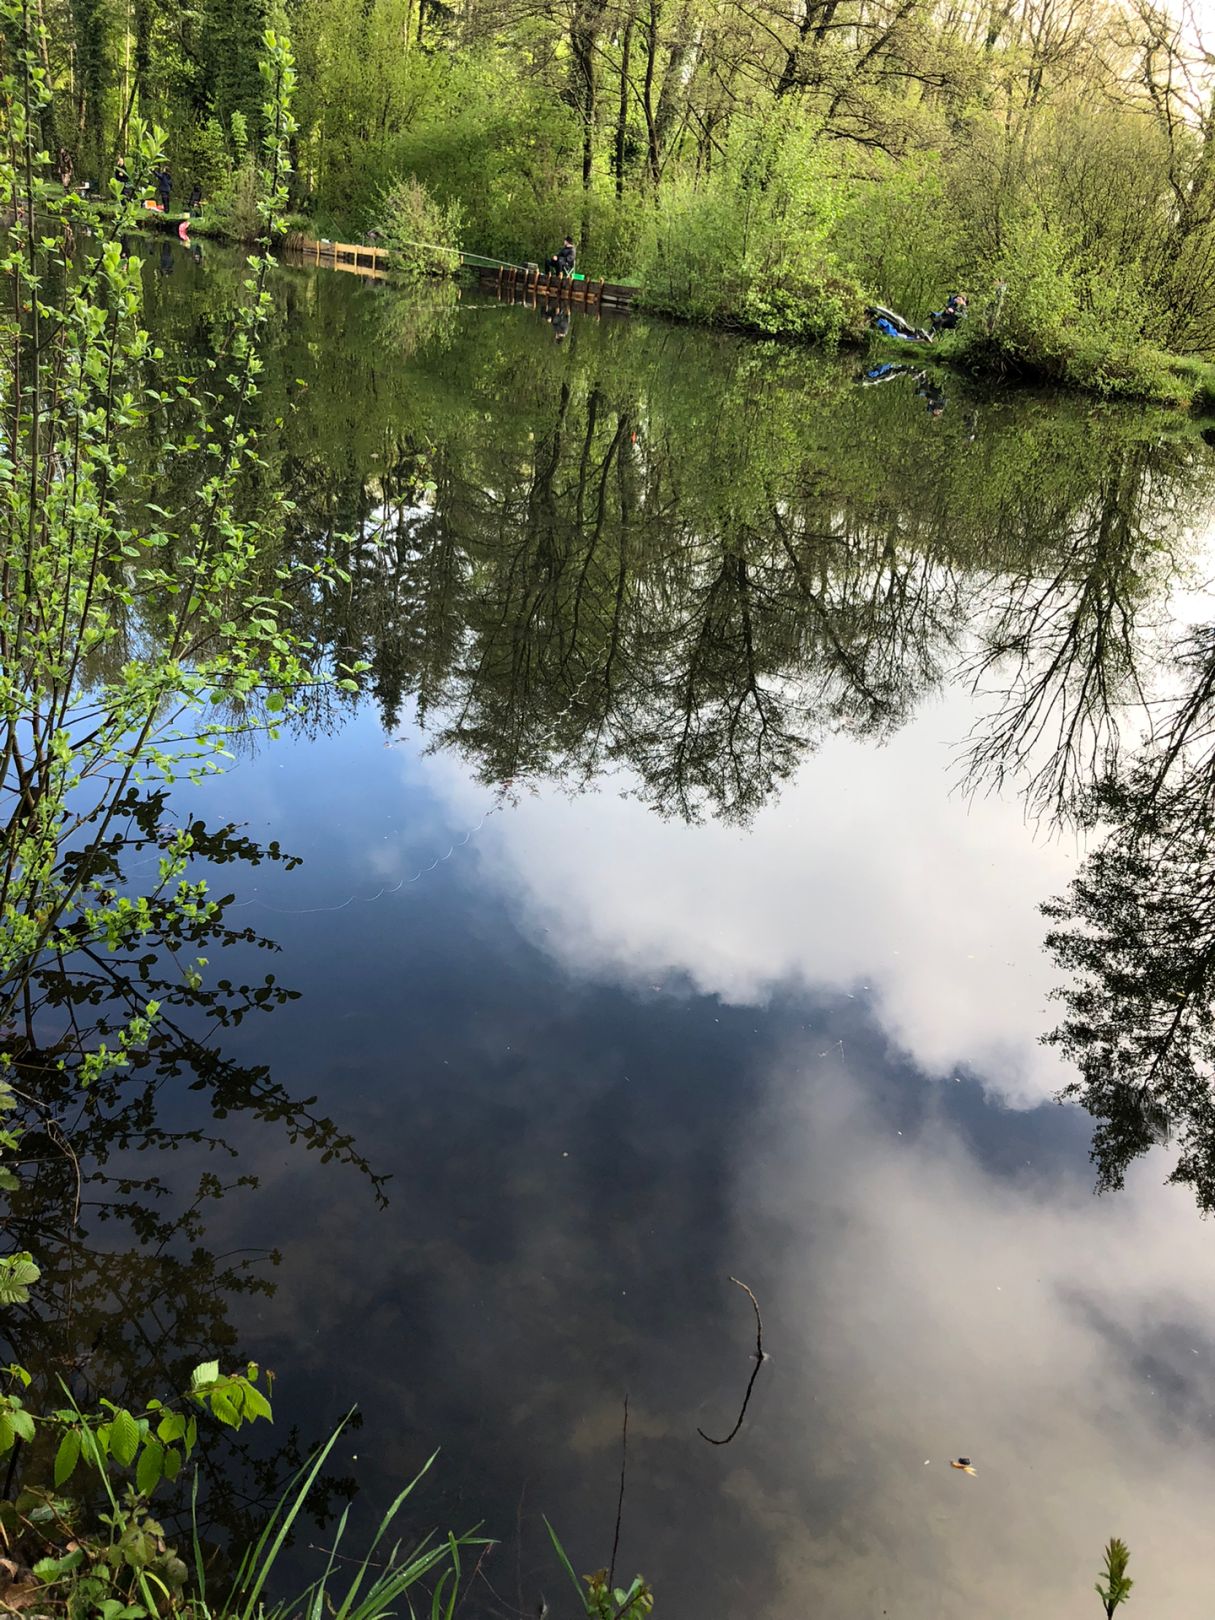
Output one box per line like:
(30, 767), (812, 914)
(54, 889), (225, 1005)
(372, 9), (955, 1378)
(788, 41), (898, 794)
(543, 1519), (584, 1603)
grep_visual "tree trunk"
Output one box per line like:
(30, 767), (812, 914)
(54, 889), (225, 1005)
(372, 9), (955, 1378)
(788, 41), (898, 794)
(614, 11), (633, 199)
(652, 24), (699, 162)
(643, 0), (661, 184)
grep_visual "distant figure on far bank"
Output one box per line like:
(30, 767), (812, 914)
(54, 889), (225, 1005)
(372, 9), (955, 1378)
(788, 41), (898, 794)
(156, 165), (172, 211)
(188, 180), (203, 211)
(546, 235), (576, 278)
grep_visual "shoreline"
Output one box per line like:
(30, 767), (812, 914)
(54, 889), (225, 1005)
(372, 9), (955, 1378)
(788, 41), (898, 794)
(112, 204), (1215, 416)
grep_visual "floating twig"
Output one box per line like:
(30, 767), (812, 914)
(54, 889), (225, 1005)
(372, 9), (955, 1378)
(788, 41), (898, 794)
(697, 1277), (767, 1446)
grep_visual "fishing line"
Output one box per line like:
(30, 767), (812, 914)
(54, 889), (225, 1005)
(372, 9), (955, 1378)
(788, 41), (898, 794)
(227, 661), (604, 918)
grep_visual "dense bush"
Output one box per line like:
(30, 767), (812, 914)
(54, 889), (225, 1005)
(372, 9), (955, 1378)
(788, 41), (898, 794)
(375, 176), (464, 279)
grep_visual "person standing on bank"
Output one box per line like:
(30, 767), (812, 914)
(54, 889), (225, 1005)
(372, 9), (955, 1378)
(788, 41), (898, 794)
(157, 165), (172, 211)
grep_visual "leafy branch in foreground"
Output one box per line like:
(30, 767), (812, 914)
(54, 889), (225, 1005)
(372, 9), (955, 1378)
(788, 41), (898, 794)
(0, 1367), (479, 1620)
(0, 7), (367, 1088)
(0, 1348), (275, 1616)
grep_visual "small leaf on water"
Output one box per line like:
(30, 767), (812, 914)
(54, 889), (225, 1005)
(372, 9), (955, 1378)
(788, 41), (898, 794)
(208, 1388), (240, 1428)
(0, 1255), (40, 1306)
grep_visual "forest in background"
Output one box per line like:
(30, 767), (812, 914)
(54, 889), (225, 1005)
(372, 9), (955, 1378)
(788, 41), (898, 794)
(34, 0), (1215, 388)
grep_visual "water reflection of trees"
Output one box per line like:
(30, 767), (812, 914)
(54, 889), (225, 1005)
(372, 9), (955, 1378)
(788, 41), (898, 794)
(152, 260), (1215, 1203)
(1, 789), (370, 1531)
(960, 450), (1181, 822)
(1044, 624), (1215, 1216)
(249, 277), (1214, 825)
(232, 274), (1215, 1207)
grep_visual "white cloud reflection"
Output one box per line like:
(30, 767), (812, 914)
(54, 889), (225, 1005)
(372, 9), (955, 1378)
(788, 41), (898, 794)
(421, 688), (1079, 1106)
(724, 1057), (1215, 1618)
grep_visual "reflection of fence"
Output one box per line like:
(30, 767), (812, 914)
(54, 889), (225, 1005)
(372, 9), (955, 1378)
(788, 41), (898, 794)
(283, 233), (391, 277)
(480, 264), (635, 308)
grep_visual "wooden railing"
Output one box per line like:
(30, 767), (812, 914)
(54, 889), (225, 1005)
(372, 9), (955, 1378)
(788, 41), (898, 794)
(281, 233), (637, 308)
(282, 233), (391, 275)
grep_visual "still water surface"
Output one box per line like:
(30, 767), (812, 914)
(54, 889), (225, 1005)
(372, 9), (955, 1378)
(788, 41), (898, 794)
(33, 238), (1215, 1616)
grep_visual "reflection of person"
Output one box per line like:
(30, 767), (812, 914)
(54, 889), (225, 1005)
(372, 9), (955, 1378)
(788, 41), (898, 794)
(158, 241), (174, 276)
(915, 374), (947, 417)
(551, 308), (570, 342)
(858, 360), (951, 418)
(546, 235), (576, 277)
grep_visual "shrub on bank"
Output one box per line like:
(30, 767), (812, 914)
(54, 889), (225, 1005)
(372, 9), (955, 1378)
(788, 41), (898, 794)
(740, 277), (868, 343)
(632, 114), (867, 345)
(375, 176), (464, 279)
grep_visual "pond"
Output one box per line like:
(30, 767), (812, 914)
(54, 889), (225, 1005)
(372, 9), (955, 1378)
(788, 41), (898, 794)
(12, 233), (1215, 1619)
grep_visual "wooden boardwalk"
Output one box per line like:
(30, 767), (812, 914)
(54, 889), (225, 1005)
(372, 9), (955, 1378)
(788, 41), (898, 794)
(281, 233), (636, 307)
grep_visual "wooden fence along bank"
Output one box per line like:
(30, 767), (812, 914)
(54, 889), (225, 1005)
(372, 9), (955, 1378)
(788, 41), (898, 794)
(281, 232), (637, 309)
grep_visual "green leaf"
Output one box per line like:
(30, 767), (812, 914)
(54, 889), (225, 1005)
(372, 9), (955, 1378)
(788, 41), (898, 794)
(265, 692), (284, 713)
(0, 1254), (40, 1305)
(110, 1408), (139, 1468)
(8, 1408), (34, 1443)
(208, 1387), (240, 1428)
(34, 1549), (84, 1582)
(156, 1413), (187, 1444)
(136, 1438), (164, 1496)
(53, 1428), (81, 1486)
(99, 1600), (146, 1620)
(190, 1360), (219, 1390)
(241, 1384), (273, 1423)
(162, 1446), (182, 1482)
